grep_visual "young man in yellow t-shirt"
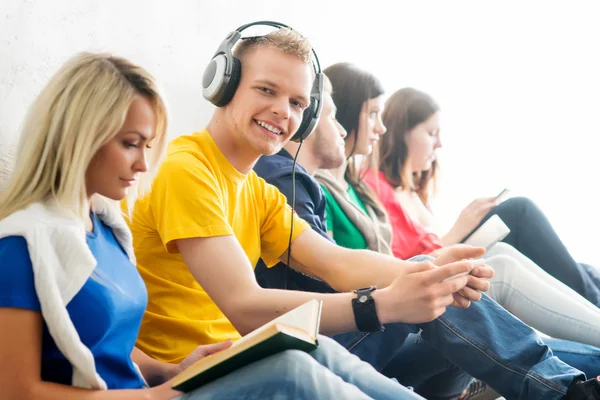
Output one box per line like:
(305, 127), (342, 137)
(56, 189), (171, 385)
(127, 23), (600, 400)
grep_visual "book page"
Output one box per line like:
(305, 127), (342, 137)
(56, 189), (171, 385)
(270, 299), (321, 340)
(231, 299), (321, 347)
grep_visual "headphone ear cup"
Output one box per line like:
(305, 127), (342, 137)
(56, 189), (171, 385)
(202, 54), (226, 104)
(292, 98), (318, 142)
(213, 56), (241, 107)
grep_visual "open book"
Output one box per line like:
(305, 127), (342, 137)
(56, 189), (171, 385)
(171, 299), (323, 392)
(462, 214), (511, 251)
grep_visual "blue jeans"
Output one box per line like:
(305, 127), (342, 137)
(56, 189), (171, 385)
(474, 196), (600, 306)
(336, 329), (471, 400)
(336, 294), (596, 400)
(179, 335), (423, 399)
(544, 337), (600, 379)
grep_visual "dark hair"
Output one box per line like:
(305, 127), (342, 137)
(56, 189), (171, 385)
(324, 62), (385, 210)
(377, 87), (440, 205)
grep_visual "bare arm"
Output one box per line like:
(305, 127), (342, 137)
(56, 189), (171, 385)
(176, 233), (484, 337)
(130, 348), (177, 388)
(394, 188), (466, 246)
(440, 231), (464, 247)
(0, 308), (178, 400)
(176, 235), (358, 337)
(282, 229), (409, 292)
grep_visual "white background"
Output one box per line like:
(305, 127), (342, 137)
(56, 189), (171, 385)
(1, 0), (598, 265)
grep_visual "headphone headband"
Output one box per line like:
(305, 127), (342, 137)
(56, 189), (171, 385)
(236, 20), (290, 32)
(223, 21), (321, 75)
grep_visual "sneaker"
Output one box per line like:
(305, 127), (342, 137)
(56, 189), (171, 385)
(566, 376), (600, 399)
(457, 379), (501, 400)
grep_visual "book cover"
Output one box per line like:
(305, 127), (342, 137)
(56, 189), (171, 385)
(171, 299), (322, 392)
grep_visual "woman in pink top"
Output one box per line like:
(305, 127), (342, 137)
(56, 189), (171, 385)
(366, 87), (600, 306)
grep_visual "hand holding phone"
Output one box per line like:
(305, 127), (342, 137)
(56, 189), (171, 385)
(442, 259), (487, 282)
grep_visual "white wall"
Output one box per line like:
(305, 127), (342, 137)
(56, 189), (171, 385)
(1, 0), (599, 265)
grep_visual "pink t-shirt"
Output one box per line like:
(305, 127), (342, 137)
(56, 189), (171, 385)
(363, 170), (443, 259)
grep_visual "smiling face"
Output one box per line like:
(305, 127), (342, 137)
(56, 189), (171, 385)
(225, 45), (313, 157)
(85, 96), (156, 200)
(405, 111), (442, 172)
(349, 95), (386, 157)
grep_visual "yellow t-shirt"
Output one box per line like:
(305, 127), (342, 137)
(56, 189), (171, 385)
(128, 129), (310, 362)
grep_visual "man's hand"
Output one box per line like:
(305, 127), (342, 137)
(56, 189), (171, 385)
(374, 260), (477, 324)
(430, 244), (485, 265)
(430, 244), (494, 304)
(459, 264), (495, 299)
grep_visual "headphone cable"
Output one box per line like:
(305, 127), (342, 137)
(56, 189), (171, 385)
(285, 139), (304, 289)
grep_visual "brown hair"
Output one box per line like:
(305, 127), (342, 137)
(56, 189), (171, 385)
(377, 87), (440, 205)
(324, 62), (385, 211)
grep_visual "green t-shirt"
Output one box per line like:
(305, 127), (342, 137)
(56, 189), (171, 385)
(321, 183), (369, 250)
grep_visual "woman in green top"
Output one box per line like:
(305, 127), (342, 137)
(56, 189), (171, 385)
(315, 63), (390, 252)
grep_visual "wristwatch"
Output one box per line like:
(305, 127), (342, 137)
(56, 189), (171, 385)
(352, 286), (384, 332)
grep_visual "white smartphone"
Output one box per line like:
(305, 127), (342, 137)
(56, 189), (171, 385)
(463, 214), (511, 251)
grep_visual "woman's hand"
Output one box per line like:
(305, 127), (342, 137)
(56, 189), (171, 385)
(442, 197), (497, 245)
(150, 340), (234, 399)
(148, 381), (184, 400)
(175, 340), (233, 376)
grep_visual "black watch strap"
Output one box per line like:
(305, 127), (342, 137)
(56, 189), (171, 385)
(352, 286), (383, 332)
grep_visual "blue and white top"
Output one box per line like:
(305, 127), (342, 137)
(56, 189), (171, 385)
(0, 211), (148, 389)
(0, 198), (142, 389)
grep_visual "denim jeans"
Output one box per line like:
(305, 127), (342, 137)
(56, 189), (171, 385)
(179, 335), (423, 400)
(475, 196), (600, 306)
(336, 292), (598, 400)
(258, 251), (598, 399)
(544, 337), (600, 379)
(335, 329), (472, 400)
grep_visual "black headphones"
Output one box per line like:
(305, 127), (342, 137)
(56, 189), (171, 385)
(201, 21), (324, 143)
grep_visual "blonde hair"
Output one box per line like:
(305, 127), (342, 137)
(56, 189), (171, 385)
(0, 52), (168, 221)
(233, 27), (313, 64)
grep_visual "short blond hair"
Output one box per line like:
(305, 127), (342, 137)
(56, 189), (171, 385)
(233, 27), (313, 64)
(0, 52), (168, 221)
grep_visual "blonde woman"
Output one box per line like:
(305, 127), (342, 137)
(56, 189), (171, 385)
(0, 52), (423, 400)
